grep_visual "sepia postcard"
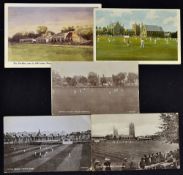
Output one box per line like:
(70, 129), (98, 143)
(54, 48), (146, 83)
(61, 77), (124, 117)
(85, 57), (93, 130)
(4, 116), (91, 173)
(94, 9), (181, 64)
(4, 3), (101, 68)
(91, 113), (180, 171)
(51, 62), (139, 115)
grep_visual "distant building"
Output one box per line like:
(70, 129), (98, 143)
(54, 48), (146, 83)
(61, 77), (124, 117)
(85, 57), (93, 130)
(140, 23), (164, 37)
(19, 31), (90, 45)
(97, 21), (165, 37)
(4, 130), (91, 145)
(132, 23), (140, 36)
(107, 22), (125, 35)
(19, 38), (36, 43)
(113, 126), (119, 139)
(117, 122), (136, 140)
(129, 123), (135, 138)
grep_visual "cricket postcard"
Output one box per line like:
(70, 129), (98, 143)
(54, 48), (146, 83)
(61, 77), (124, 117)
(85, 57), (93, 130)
(94, 9), (181, 64)
(91, 113), (180, 171)
(4, 115), (91, 173)
(4, 3), (101, 68)
(51, 62), (139, 115)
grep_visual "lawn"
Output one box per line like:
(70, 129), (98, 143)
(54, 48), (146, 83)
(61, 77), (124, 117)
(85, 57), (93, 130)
(8, 43), (93, 61)
(92, 141), (179, 170)
(4, 143), (90, 172)
(52, 86), (139, 115)
(96, 36), (178, 61)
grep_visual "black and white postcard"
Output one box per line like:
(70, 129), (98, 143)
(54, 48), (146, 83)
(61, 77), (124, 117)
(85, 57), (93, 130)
(51, 62), (139, 115)
(4, 116), (91, 173)
(91, 113), (180, 171)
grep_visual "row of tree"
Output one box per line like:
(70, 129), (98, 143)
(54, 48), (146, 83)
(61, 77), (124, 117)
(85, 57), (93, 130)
(9, 25), (93, 43)
(53, 71), (138, 87)
(96, 22), (177, 38)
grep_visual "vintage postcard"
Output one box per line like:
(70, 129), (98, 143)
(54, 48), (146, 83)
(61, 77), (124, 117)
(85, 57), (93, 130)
(4, 3), (101, 68)
(91, 113), (180, 171)
(94, 9), (181, 64)
(4, 115), (91, 172)
(51, 62), (139, 115)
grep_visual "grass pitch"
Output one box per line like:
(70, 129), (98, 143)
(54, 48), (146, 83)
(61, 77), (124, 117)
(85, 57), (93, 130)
(8, 43), (93, 61)
(52, 86), (139, 115)
(4, 143), (91, 172)
(92, 140), (179, 170)
(96, 36), (178, 61)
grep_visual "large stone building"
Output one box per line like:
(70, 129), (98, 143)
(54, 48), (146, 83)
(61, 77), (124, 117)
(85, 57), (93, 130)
(140, 23), (164, 37)
(132, 23), (140, 36)
(105, 22), (125, 35)
(97, 21), (165, 37)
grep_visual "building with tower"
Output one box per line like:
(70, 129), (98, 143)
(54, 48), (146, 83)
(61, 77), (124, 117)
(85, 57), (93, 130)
(129, 122), (135, 138)
(113, 126), (119, 139)
(132, 23), (140, 36)
(111, 122), (136, 140)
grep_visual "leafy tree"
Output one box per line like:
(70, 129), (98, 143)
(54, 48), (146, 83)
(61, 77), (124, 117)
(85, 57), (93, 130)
(36, 26), (48, 35)
(157, 113), (179, 143)
(65, 77), (77, 86)
(171, 31), (177, 38)
(27, 31), (38, 38)
(127, 72), (138, 85)
(76, 26), (93, 40)
(79, 76), (88, 85)
(71, 77), (77, 86)
(65, 77), (72, 85)
(88, 72), (99, 86)
(61, 26), (75, 33)
(46, 31), (55, 36)
(112, 73), (126, 86)
(100, 75), (107, 86)
(11, 32), (24, 42)
(102, 27), (108, 34)
(117, 72), (126, 86)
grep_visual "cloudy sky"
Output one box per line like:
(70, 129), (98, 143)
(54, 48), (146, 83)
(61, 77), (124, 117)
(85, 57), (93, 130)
(52, 62), (138, 77)
(8, 6), (94, 37)
(4, 116), (91, 133)
(96, 9), (179, 32)
(92, 114), (164, 137)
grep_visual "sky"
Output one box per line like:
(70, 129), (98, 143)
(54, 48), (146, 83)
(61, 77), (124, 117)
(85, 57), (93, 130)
(92, 114), (164, 137)
(4, 116), (91, 133)
(8, 7), (94, 37)
(52, 62), (138, 77)
(96, 9), (179, 32)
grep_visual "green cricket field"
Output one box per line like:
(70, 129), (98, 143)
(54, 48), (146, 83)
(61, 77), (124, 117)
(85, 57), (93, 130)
(96, 36), (178, 61)
(8, 43), (93, 61)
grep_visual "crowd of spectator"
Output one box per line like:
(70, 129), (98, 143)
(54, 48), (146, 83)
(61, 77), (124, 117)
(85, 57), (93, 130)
(139, 149), (180, 169)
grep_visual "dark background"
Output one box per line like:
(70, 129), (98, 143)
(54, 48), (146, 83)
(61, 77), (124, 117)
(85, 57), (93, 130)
(0, 0), (182, 175)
